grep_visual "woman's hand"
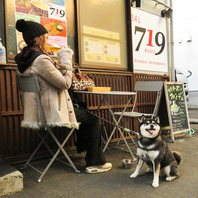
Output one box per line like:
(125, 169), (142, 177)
(57, 47), (74, 72)
(58, 47), (74, 57)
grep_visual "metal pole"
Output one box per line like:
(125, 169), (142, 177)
(169, 0), (175, 81)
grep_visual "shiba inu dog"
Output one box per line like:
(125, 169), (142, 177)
(130, 116), (181, 188)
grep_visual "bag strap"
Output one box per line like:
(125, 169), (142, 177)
(73, 62), (81, 74)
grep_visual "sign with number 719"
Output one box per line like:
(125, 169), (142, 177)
(131, 8), (168, 74)
(134, 26), (165, 55)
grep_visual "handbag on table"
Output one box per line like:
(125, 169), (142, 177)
(71, 63), (95, 91)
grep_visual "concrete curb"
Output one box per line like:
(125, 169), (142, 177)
(0, 159), (23, 196)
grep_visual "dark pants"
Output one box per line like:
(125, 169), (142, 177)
(74, 107), (106, 167)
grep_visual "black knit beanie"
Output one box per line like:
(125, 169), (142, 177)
(16, 19), (48, 45)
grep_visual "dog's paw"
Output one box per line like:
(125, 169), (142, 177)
(166, 176), (177, 181)
(130, 173), (138, 178)
(152, 182), (159, 188)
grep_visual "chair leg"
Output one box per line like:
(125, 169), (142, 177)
(49, 128), (80, 172)
(103, 126), (117, 152)
(36, 131), (55, 156)
(116, 120), (126, 145)
(116, 119), (136, 146)
(110, 116), (134, 146)
(116, 130), (136, 146)
(117, 128), (137, 161)
(109, 113), (137, 161)
(127, 132), (136, 145)
(37, 128), (80, 183)
(21, 132), (50, 170)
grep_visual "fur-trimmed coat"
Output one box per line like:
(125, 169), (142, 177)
(16, 48), (80, 130)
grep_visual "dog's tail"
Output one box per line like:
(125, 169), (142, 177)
(172, 151), (182, 165)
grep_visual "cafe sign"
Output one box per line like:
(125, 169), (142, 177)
(131, 8), (168, 74)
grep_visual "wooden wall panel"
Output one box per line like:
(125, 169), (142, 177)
(0, 66), (169, 162)
(0, 66), (76, 162)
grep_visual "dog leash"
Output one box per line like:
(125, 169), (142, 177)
(74, 104), (139, 137)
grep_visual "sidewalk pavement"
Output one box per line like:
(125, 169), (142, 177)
(2, 109), (198, 198)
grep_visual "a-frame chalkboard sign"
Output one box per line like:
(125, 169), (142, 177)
(158, 82), (191, 142)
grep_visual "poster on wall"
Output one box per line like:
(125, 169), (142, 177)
(83, 26), (121, 64)
(131, 7), (168, 74)
(15, 0), (67, 53)
(83, 36), (103, 62)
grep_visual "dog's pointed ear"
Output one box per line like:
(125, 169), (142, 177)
(154, 116), (160, 124)
(138, 115), (146, 123)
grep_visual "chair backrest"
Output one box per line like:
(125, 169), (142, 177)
(17, 76), (47, 126)
(135, 81), (163, 92)
(17, 76), (40, 93)
(133, 81), (163, 116)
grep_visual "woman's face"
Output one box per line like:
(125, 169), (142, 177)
(36, 33), (49, 52)
(42, 33), (49, 52)
(43, 33), (49, 51)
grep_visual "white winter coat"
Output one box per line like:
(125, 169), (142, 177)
(18, 48), (80, 130)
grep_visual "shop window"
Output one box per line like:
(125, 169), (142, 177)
(7, 0), (17, 57)
(6, 0), (77, 61)
(0, 1), (6, 50)
(77, 0), (128, 70)
(5, 0), (128, 69)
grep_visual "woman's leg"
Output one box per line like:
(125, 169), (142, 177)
(74, 107), (106, 166)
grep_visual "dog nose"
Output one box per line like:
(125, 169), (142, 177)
(150, 124), (154, 129)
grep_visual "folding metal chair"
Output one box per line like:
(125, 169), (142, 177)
(114, 81), (163, 143)
(17, 76), (79, 182)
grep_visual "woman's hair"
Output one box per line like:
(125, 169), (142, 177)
(28, 34), (48, 53)
(28, 34), (67, 70)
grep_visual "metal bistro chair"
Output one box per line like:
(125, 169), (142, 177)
(114, 81), (163, 144)
(17, 76), (80, 182)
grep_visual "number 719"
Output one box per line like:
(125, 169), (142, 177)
(134, 26), (165, 55)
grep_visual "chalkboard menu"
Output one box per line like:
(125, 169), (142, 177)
(163, 82), (190, 141)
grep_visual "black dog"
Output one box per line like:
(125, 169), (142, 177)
(130, 116), (181, 188)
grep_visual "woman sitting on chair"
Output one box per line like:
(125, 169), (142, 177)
(14, 19), (112, 173)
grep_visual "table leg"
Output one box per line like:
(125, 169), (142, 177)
(103, 96), (136, 160)
(97, 95), (109, 147)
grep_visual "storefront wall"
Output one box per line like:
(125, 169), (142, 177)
(0, 0), (170, 162)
